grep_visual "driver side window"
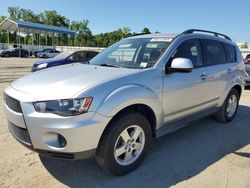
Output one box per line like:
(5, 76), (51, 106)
(171, 39), (202, 68)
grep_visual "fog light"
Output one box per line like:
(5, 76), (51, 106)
(43, 132), (67, 149)
(58, 134), (67, 147)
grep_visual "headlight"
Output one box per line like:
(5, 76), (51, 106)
(33, 97), (93, 116)
(37, 63), (47, 69)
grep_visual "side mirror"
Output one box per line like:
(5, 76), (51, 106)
(171, 58), (193, 73)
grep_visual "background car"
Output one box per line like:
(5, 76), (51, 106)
(33, 48), (53, 57)
(32, 50), (99, 72)
(245, 62), (250, 87)
(0, 48), (29, 57)
(38, 49), (60, 58)
(244, 54), (250, 64)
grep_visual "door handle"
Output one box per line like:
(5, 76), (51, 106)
(227, 68), (233, 73)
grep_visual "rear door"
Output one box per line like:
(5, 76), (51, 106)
(48, 50), (55, 58)
(199, 39), (234, 104)
(13, 49), (19, 57)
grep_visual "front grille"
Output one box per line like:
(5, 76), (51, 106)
(3, 93), (22, 113)
(8, 122), (32, 145)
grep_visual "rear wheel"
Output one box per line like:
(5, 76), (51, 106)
(4, 53), (10, 57)
(42, 54), (47, 58)
(214, 88), (239, 123)
(95, 112), (152, 176)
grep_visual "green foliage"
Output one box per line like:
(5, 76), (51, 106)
(141, 27), (151, 34)
(1, 6), (156, 47)
(240, 42), (249, 49)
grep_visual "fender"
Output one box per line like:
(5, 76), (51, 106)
(217, 69), (244, 106)
(96, 84), (164, 129)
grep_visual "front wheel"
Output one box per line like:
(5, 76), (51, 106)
(95, 112), (152, 176)
(214, 88), (239, 123)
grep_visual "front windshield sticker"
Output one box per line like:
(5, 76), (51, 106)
(119, 44), (132, 48)
(150, 38), (173, 42)
(140, 62), (148, 68)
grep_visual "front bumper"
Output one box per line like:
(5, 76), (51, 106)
(4, 86), (111, 159)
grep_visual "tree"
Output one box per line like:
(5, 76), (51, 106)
(39, 10), (70, 45)
(40, 10), (69, 27)
(70, 19), (92, 46)
(93, 27), (132, 47)
(240, 42), (249, 49)
(1, 6), (155, 47)
(8, 6), (22, 20)
(19, 8), (41, 23)
(141, 27), (151, 34)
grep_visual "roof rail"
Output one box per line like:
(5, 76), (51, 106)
(182, 29), (232, 41)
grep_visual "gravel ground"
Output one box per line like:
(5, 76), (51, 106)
(0, 57), (250, 188)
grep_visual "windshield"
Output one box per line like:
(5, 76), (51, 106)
(89, 38), (171, 69)
(53, 51), (73, 59)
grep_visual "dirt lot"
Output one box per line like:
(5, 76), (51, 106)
(0, 58), (250, 188)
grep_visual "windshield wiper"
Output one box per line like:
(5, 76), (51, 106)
(99, 63), (122, 68)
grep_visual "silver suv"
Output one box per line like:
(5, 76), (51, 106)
(3, 29), (245, 175)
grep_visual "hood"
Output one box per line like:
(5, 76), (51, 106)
(11, 63), (140, 101)
(34, 58), (63, 66)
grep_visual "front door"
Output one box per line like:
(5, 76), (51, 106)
(162, 39), (211, 123)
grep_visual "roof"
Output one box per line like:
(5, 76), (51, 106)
(128, 33), (178, 39)
(0, 18), (75, 35)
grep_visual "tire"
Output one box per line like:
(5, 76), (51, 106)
(42, 54), (47, 58)
(214, 88), (239, 123)
(4, 53), (9, 57)
(95, 112), (152, 176)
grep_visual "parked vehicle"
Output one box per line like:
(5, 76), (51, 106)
(33, 48), (53, 57)
(3, 29), (245, 176)
(38, 49), (60, 58)
(32, 50), (99, 72)
(0, 48), (29, 57)
(245, 63), (250, 86)
(244, 54), (250, 64)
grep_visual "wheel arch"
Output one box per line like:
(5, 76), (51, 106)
(218, 83), (243, 107)
(98, 104), (157, 148)
(232, 84), (242, 97)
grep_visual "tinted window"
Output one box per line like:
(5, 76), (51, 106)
(223, 43), (236, 63)
(201, 39), (227, 65)
(172, 39), (202, 67)
(86, 51), (98, 59)
(74, 51), (87, 60)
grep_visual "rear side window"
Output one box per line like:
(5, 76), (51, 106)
(223, 43), (236, 63)
(201, 39), (227, 65)
(87, 51), (98, 59)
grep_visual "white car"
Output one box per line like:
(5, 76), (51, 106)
(38, 49), (60, 58)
